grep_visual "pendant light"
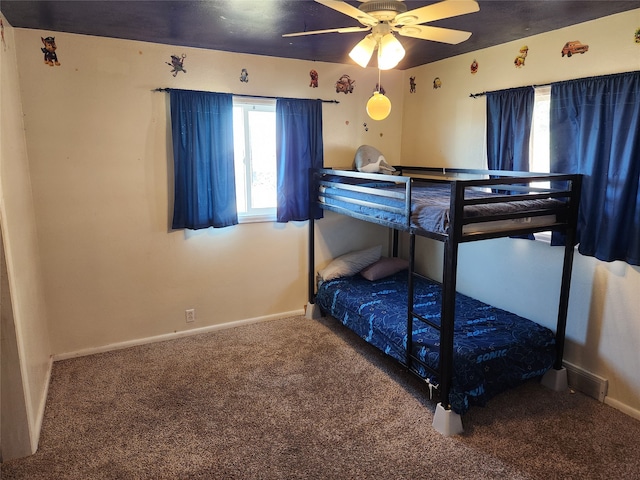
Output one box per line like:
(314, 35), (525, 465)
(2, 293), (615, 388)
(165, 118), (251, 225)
(366, 68), (391, 121)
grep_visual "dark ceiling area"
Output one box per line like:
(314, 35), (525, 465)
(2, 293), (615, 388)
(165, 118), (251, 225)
(1, 1), (638, 69)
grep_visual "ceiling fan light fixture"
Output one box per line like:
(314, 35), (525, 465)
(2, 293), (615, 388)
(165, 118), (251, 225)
(377, 33), (405, 70)
(366, 91), (391, 121)
(349, 34), (377, 68)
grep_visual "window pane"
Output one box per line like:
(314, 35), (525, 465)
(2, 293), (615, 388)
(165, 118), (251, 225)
(531, 86), (551, 174)
(530, 86), (551, 190)
(233, 106), (247, 213)
(232, 98), (277, 221)
(247, 110), (276, 209)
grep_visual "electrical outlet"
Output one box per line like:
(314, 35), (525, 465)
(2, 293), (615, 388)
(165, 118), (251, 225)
(185, 309), (195, 323)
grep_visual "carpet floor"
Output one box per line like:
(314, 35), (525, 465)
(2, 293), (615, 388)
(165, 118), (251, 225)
(2, 315), (639, 479)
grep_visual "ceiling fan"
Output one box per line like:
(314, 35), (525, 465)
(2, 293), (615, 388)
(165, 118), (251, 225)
(283, 0), (479, 69)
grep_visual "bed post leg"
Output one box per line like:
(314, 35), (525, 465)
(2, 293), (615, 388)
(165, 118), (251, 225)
(541, 366), (568, 391)
(305, 302), (322, 320)
(305, 189), (322, 320)
(433, 403), (463, 436)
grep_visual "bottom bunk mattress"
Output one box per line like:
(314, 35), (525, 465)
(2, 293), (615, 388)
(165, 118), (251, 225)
(315, 272), (556, 414)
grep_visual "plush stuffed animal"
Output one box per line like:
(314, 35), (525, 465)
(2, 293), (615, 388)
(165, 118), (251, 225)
(354, 145), (395, 173)
(41, 36), (60, 66)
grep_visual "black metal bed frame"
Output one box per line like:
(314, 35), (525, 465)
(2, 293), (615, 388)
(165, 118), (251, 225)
(307, 166), (582, 425)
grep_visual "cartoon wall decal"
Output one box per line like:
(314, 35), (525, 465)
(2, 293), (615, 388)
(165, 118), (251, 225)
(41, 36), (60, 66)
(240, 68), (249, 83)
(514, 45), (528, 68)
(376, 83), (385, 95)
(561, 40), (589, 57)
(166, 54), (186, 76)
(409, 76), (416, 93)
(433, 77), (442, 89)
(1, 19), (6, 51)
(470, 59), (478, 74)
(634, 28), (639, 43)
(335, 74), (355, 94)
(310, 69), (318, 88)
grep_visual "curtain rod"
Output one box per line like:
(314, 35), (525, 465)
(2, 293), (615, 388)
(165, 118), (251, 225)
(469, 70), (639, 98)
(153, 87), (339, 104)
(469, 83), (548, 99)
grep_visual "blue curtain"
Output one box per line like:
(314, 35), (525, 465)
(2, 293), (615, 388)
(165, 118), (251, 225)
(170, 90), (238, 230)
(550, 71), (640, 265)
(486, 86), (535, 239)
(276, 98), (324, 222)
(486, 87), (534, 171)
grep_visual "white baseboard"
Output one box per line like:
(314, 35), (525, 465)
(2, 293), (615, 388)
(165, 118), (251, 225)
(53, 309), (304, 361)
(605, 397), (640, 422)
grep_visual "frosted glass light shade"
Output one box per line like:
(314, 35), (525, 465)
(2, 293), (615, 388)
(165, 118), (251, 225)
(378, 33), (405, 70)
(366, 92), (391, 120)
(349, 35), (377, 68)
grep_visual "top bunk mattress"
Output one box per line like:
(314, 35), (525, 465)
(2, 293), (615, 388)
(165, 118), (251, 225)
(317, 173), (566, 236)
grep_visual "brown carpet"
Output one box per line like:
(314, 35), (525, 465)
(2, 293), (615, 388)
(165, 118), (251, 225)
(2, 315), (639, 479)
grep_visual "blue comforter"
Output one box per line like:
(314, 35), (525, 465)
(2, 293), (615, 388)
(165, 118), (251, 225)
(315, 272), (556, 414)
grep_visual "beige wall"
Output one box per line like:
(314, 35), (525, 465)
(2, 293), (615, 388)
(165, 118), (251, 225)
(12, 30), (402, 356)
(400, 9), (640, 417)
(0, 13), (52, 458)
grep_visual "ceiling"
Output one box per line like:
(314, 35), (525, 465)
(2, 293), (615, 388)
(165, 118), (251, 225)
(1, 1), (638, 70)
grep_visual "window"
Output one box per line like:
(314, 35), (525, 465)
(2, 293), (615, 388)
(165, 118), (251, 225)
(232, 97), (277, 222)
(530, 86), (551, 186)
(530, 86), (551, 240)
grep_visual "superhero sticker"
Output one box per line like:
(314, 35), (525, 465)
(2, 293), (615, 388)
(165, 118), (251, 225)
(166, 54), (186, 76)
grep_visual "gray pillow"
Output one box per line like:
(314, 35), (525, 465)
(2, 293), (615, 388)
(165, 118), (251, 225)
(360, 257), (409, 281)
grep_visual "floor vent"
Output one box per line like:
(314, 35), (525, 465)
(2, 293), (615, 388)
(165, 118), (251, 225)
(564, 361), (608, 402)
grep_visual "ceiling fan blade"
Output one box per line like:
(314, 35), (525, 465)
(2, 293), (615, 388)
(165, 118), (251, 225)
(282, 26), (371, 38)
(394, 0), (479, 26)
(397, 25), (472, 44)
(315, 0), (378, 27)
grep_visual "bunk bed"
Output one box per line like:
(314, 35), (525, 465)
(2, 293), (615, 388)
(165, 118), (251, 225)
(306, 166), (582, 435)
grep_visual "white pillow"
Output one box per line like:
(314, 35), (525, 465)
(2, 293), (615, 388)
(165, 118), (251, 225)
(318, 245), (382, 281)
